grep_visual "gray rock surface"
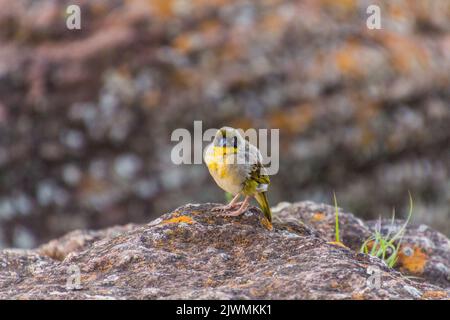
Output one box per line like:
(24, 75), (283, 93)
(0, 202), (448, 299)
(0, 0), (449, 248)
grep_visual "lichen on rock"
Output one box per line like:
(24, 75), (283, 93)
(0, 201), (448, 299)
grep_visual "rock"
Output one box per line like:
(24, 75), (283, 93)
(0, 202), (448, 299)
(274, 201), (450, 289)
(1, 0), (450, 248)
(37, 224), (138, 261)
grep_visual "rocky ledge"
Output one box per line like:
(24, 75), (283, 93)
(0, 202), (449, 299)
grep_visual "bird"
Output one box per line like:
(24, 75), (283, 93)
(204, 126), (272, 222)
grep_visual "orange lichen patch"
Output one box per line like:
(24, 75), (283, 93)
(91, 2), (109, 16)
(172, 68), (200, 87)
(232, 235), (254, 247)
(259, 254), (268, 262)
(285, 226), (298, 235)
(421, 291), (448, 299)
(397, 246), (428, 274)
(386, 132), (404, 152)
(230, 118), (254, 131)
(264, 270), (274, 277)
(361, 128), (376, 149)
(364, 239), (374, 250)
(162, 215), (195, 225)
(330, 280), (339, 289)
(321, 0), (357, 12)
(260, 14), (285, 35)
(334, 41), (366, 78)
(199, 20), (221, 42)
(204, 277), (216, 287)
(268, 103), (315, 135)
(142, 90), (161, 109)
(77, 176), (110, 199)
(378, 32), (430, 74)
(173, 33), (196, 54)
(249, 287), (268, 298)
(353, 100), (380, 149)
(351, 292), (365, 300)
(220, 40), (244, 61)
(312, 212), (326, 222)
(147, 0), (174, 19)
(388, 3), (409, 20)
(81, 274), (97, 283)
(171, 23), (222, 55)
(191, 0), (227, 8)
(355, 100), (381, 124)
(260, 217), (273, 231)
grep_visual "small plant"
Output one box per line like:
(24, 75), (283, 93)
(328, 192), (346, 248)
(333, 192), (341, 243)
(360, 192), (414, 268)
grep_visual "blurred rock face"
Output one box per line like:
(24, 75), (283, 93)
(0, 0), (449, 248)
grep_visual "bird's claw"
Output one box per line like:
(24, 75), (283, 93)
(219, 205), (249, 217)
(212, 206), (228, 212)
(219, 211), (243, 217)
(212, 202), (243, 212)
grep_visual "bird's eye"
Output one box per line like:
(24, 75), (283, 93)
(233, 136), (238, 148)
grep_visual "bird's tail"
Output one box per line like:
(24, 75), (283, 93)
(255, 192), (272, 222)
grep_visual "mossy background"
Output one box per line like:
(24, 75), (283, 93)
(0, 0), (449, 248)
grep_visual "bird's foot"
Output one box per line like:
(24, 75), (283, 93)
(219, 204), (249, 217)
(212, 202), (243, 212)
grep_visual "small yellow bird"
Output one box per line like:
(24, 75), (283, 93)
(204, 127), (272, 222)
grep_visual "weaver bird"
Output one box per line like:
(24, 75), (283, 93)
(204, 127), (272, 222)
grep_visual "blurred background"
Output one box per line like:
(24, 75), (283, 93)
(0, 0), (449, 248)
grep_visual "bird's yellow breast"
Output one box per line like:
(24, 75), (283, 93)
(204, 146), (243, 194)
(205, 147), (236, 177)
(206, 160), (226, 178)
(213, 146), (238, 157)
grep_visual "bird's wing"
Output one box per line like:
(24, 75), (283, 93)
(248, 162), (270, 192)
(242, 142), (270, 194)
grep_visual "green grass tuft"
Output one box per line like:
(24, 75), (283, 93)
(333, 192), (341, 243)
(360, 192), (414, 268)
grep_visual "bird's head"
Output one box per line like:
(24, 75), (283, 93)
(213, 127), (244, 153)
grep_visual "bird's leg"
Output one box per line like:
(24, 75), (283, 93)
(220, 196), (250, 217)
(212, 193), (242, 212)
(227, 193), (241, 207)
